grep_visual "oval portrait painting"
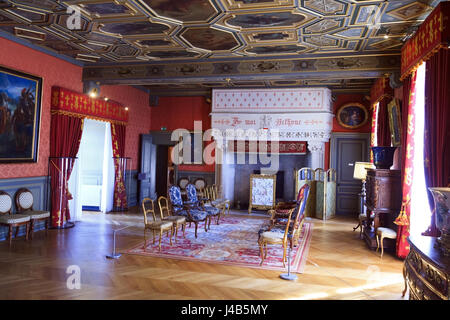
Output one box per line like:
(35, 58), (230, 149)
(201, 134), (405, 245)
(336, 103), (368, 129)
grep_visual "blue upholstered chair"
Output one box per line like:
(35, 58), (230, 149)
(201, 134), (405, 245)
(186, 183), (223, 227)
(168, 185), (209, 238)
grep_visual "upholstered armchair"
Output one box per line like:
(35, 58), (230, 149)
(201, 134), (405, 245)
(205, 185), (231, 215)
(168, 185), (209, 238)
(258, 207), (295, 268)
(186, 183), (223, 226)
(269, 184), (309, 227)
(14, 188), (50, 239)
(0, 191), (31, 245)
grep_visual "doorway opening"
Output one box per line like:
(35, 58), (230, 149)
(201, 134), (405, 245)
(68, 119), (115, 221)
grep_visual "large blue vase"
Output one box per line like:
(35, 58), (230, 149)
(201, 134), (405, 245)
(371, 146), (397, 169)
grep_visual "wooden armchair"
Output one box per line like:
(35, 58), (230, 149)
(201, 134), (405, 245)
(142, 198), (173, 252)
(158, 196), (186, 243)
(207, 185), (231, 215)
(258, 207), (295, 267)
(14, 188), (50, 239)
(0, 191), (31, 245)
(168, 185), (210, 238)
(269, 184), (309, 227)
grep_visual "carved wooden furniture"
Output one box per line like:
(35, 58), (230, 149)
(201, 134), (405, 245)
(364, 169), (402, 250)
(0, 191), (30, 245)
(142, 198), (173, 252)
(403, 235), (450, 300)
(210, 184), (231, 215)
(269, 184), (308, 227)
(168, 185), (209, 238)
(376, 227), (397, 259)
(14, 188), (50, 239)
(157, 196), (186, 243)
(258, 207), (295, 268)
(186, 183), (222, 227)
(248, 174), (276, 214)
(295, 168), (316, 218)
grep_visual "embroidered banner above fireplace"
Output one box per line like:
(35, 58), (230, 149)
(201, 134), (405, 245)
(212, 88), (332, 113)
(228, 141), (307, 154)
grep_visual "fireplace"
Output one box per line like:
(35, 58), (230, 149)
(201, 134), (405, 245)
(211, 88), (334, 209)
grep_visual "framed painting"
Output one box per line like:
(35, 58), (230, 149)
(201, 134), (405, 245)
(388, 98), (402, 147)
(336, 103), (369, 129)
(0, 66), (42, 163)
(248, 174), (276, 214)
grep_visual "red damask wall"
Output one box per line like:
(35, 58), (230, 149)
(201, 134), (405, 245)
(100, 85), (151, 171)
(0, 37), (150, 178)
(0, 37), (83, 179)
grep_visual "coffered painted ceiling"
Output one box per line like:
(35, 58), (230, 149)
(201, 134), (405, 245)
(0, 0), (443, 95)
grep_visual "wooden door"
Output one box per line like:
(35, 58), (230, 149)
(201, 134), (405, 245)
(330, 133), (370, 215)
(138, 134), (155, 204)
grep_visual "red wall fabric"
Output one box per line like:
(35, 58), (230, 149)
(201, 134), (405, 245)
(100, 85), (151, 171)
(0, 37), (150, 178)
(0, 37), (83, 179)
(151, 96), (214, 172)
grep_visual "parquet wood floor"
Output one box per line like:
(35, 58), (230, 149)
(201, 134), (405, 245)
(0, 209), (407, 300)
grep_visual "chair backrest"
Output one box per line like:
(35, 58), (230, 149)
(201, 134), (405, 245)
(193, 178), (206, 191)
(185, 183), (198, 203)
(212, 185), (219, 200)
(282, 208), (296, 242)
(15, 188), (34, 212)
(296, 184), (308, 204)
(178, 177), (190, 190)
(158, 196), (171, 218)
(0, 191), (12, 215)
(292, 185), (310, 232)
(168, 185), (183, 207)
(142, 198), (156, 225)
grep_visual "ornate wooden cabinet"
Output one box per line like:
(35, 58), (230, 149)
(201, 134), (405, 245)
(363, 169), (402, 249)
(403, 235), (449, 300)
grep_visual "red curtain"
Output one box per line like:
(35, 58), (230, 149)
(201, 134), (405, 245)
(376, 98), (392, 147)
(111, 124), (128, 210)
(422, 48), (450, 236)
(370, 103), (378, 162)
(49, 113), (83, 228)
(394, 72), (416, 258)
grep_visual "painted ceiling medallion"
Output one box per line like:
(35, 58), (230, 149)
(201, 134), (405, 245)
(140, 0), (219, 23)
(181, 27), (240, 51)
(246, 44), (307, 55)
(225, 10), (308, 30)
(302, 0), (347, 16)
(99, 21), (169, 36)
(82, 2), (130, 15)
(387, 1), (432, 20)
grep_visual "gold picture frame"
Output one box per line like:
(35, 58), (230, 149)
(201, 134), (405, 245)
(336, 102), (369, 129)
(388, 98), (402, 147)
(248, 173), (276, 214)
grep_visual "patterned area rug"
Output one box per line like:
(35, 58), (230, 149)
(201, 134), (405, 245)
(124, 216), (313, 273)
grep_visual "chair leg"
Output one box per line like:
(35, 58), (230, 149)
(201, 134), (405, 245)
(380, 236), (384, 259)
(25, 222), (29, 241)
(259, 240), (265, 265)
(158, 230), (163, 252)
(143, 228), (147, 252)
(174, 224), (178, 243)
(8, 225), (12, 246)
(169, 228), (173, 246)
(45, 219), (49, 235)
(194, 222), (198, 238)
(182, 222), (186, 238)
(29, 220), (34, 240)
(264, 243), (268, 259)
(376, 234), (380, 253)
(15, 225), (19, 238)
(152, 230), (155, 244)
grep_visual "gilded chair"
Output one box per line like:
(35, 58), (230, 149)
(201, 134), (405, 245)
(142, 198), (173, 252)
(269, 184), (309, 227)
(209, 184), (231, 215)
(178, 177), (190, 198)
(14, 188), (50, 239)
(158, 196), (186, 243)
(376, 227), (397, 259)
(0, 191), (31, 245)
(193, 178), (207, 197)
(186, 183), (223, 226)
(168, 185), (209, 238)
(258, 207), (295, 268)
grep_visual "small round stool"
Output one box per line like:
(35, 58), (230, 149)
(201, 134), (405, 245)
(376, 227), (397, 258)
